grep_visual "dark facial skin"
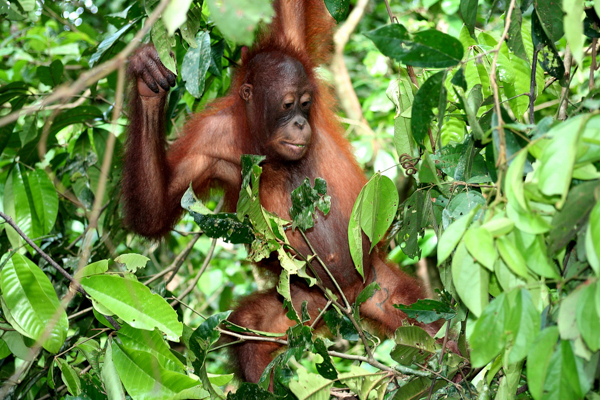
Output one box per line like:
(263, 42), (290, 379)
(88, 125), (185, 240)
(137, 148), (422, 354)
(239, 58), (313, 161)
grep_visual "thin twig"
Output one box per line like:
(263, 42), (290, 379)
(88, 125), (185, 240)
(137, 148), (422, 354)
(170, 238), (218, 307)
(489, 0), (517, 206)
(299, 230), (350, 309)
(558, 45), (572, 121)
(528, 48), (539, 124)
(310, 300), (332, 329)
(590, 38), (597, 92)
(0, 211), (83, 294)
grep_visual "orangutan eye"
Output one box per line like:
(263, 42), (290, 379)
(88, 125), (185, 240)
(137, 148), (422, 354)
(283, 102), (294, 110)
(302, 100), (311, 108)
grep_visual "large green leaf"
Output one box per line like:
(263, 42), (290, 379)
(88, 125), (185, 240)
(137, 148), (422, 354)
(390, 326), (436, 366)
(576, 282), (600, 352)
(3, 166), (59, 250)
(57, 358), (82, 396)
(359, 173), (399, 251)
(451, 242), (489, 317)
(324, 0), (349, 22)
(411, 71), (446, 148)
(0, 254), (68, 353)
(563, 0), (584, 66)
(459, 0), (478, 38)
(535, 0), (564, 42)
(587, 199), (600, 275)
(162, 0), (193, 35)
(437, 207), (478, 264)
(365, 25), (463, 68)
(289, 366), (333, 400)
(89, 20), (138, 67)
(505, 289), (541, 364)
(527, 326), (559, 400)
(538, 114), (590, 207)
(464, 226), (497, 271)
(181, 31), (211, 98)
(542, 341), (584, 400)
(112, 343), (202, 400)
(81, 274), (182, 340)
(469, 292), (508, 367)
(102, 339), (127, 400)
(206, 0), (274, 46)
(118, 324), (186, 372)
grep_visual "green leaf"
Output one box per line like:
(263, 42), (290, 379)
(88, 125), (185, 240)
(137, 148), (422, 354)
(496, 235), (528, 278)
(576, 282), (600, 352)
(505, 289), (541, 364)
(397, 191), (426, 258)
(464, 226), (497, 270)
(470, 292), (508, 367)
(391, 325), (436, 366)
(563, 0), (584, 66)
(162, 0), (194, 35)
(181, 31), (211, 98)
(1, 330), (34, 360)
(51, 105), (103, 135)
(57, 358), (81, 396)
(3, 166), (59, 250)
(587, 199), (600, 276)
(112, 343), (200, 399)
(89, 20), (137, 67)
(388, 71), (417, 158)
(459, 0), (478, 38)
(81, 275), (182, 340)
(114, 253), (149, 273)
(527, 326), (559, 400)
(538, 115), (590, 206)
(558, 286), (583, 340)
(313, 338), (338, 380)
(437, 207), (478, 264)
(359, 173), (399, 251)
(365, 26), (463, 68)
(78, 260), (109, 278)
(522, 235), (560, 278)
(0, 254), (68, 353)
(289, 366), (333, 400)
(118, 324), (186, 372)
(337, 365), (387, 400)
(206, 0), (274, 46)
(506, 5), (527, 60)
(534, 0), (564, 42)
(452, 242), (489, 317)
(505, 148), (551, 234)
(412, 71), (446, 148)
(289, 178), (331, 231)
(152, 19), (177, 74)
(101, 340), (126, 400)
(547, 180), (600, 254)
(394, 299), (457, 324)
(36, 59), (64, 87)
(543, 341), (584, 400)
(532, 11), (565, 83)
(324, 0), (349, 22)
(505, 56), (532, 120)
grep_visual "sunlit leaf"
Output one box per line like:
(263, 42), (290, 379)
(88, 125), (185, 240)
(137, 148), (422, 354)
(0, 254), (68, 353)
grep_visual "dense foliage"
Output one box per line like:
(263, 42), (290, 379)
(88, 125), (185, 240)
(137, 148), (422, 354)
(0, 0), (599, 399)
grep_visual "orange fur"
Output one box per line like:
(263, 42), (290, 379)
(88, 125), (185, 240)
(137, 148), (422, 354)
(122, 0), (437, 386)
